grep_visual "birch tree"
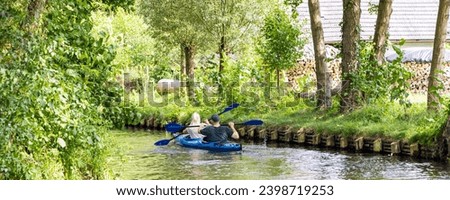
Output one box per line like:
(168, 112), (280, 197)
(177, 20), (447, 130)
(428, 0), (450, 111)
(308, 0), (331, 109)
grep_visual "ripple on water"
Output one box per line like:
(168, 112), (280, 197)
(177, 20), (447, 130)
(111, 130), (450, 180)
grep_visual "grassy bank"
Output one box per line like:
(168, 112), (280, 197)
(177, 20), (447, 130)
(124, 95), (448, 147)
(254, 102), (446, 146)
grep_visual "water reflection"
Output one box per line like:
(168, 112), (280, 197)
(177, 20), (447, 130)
(110, 130), (450, 180)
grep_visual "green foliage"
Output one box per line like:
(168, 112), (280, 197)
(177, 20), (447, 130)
(368, 2), (379, 15)
(409, 111), (447, 146)
(198, 0), (271, 51)
(257, 7), (306, 72)
(194, 50), (275, 113)
(283, 0), (303, 18)
(254, 100), (446, 145)
(0, 0), (27, 49)
(100, 0), (135, 11)
(0, 0), (124, 179)
(139, 0), (213, 49)
(350, 40), (412, 106)
(91, 8), (158, 71)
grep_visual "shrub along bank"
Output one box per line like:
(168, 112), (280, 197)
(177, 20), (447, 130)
(0, 1), (127, 180)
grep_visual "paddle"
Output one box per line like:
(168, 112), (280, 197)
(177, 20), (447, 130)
(217, 103), (239, 115)
(164, 119), (264, 133)
(154, 103), (240, 146)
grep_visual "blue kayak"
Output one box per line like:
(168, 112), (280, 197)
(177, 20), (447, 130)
(174, 134), (242, 152)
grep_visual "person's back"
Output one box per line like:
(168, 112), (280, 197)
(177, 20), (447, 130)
(184, 112), (205, 139)
(201, 126), (232, 143)
(200, 114), (239, 143)
(186, 127), (204, 139)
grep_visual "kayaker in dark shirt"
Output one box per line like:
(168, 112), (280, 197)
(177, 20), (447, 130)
(200, 114), (239, 143)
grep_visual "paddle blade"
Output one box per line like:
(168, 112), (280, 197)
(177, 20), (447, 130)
(218, 103), (240, 115)
(154, 139), (171, 146)
(240, 119), (264, 126)
(165, 122), (185, 133)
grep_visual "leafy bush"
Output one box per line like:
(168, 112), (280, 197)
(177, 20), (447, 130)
(0, 0), (125, 179)
(351, 40), (412, 106)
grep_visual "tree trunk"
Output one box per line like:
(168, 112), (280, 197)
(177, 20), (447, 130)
(340, 0), (361, 112)
(276, 68), (280, 92)
(218, 0), (227, 97)
(184, 45), (197, 105)
(308, 0), (332, 109)
(265, 69), (272, 100)
(427, 0), (450, 111)
(22, 0), (47, 32)
(180, 44), (185, 78)
(218, 35), (225, 96)
(219, 36), (226, 73)
(373, 0), (393, 65)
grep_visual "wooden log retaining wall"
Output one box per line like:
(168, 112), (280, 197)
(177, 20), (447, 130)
(235, 125), (448, 161)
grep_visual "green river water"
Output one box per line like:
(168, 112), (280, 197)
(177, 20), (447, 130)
(110, 130), (450, 180)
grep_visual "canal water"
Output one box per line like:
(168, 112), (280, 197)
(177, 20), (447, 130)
(110, 130), (450, 180)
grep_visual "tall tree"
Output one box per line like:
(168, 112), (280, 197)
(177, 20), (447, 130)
(340, 0), (361, 112)
(257, 7), (305, 92)
(308, 0), (331, 109)
(373, 0), (393, 65)
(139, 0), (213, 104)
(428, 0), (450, 111)
(198, 0), (270, 95)
(91, 8), (155, 70)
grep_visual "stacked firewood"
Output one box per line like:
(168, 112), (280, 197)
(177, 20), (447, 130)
(287, 61), (450, 94)
(403, 62), (450, 94)
(287, 60), (341, 91)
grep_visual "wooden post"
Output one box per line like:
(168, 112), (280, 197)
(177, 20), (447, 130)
(258, 128), (267, 140)
(312, 134), (321, 145)
(340, 137), (348, 149)
(270, 129), (278, 141)
(410, 143), (420, 157)
(247, 126), (256, 139)
(373, 138), (383, 152)
(297, 128), (306, 143)
(238, 127), (246, 137)
(355, 137), (364, 151)
(326, 135), (335, 147)
(391, 141), (401, 154)
(283, 127), (293, 142)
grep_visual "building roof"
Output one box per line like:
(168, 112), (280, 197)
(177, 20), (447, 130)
(297, 0), (449, 43)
